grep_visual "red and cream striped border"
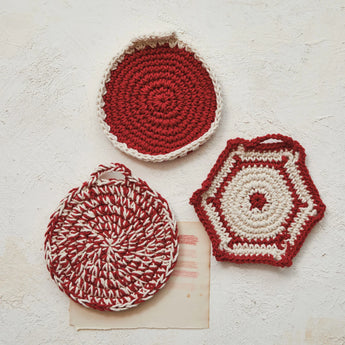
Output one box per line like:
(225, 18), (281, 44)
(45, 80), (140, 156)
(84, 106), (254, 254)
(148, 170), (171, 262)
(190, 134), (326, 267)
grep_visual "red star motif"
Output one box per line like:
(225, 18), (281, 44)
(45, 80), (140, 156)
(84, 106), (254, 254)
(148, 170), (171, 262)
(249, 192), (267, 211)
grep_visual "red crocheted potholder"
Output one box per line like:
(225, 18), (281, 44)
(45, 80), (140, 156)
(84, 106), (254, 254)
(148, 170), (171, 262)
(190, 134), (326, 267)
(97, 34), (222, 162)
(44, 163), (178, 311)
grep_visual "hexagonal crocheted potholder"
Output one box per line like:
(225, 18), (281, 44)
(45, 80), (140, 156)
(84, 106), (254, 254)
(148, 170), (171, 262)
(97, 33), (222, 162)
(190, 134), (326, 267)
(44, 163), (178, 311)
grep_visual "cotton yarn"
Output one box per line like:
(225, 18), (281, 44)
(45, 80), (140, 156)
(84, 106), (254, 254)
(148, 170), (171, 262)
(44, 163), (178, 311)
(190, 134), (326, 267)
(97, 33), (222, 162)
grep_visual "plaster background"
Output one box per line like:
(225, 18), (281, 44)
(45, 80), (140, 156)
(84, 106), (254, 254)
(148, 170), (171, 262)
(0, 0), (344, 344)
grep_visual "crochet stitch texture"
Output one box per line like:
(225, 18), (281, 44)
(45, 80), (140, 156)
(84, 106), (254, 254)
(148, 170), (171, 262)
(190, 134), (326, 267)
(97, 33), (222, 162)
(44, 163), (179, 311)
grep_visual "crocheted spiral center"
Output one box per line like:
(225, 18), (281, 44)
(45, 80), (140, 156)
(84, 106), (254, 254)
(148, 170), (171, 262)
(102, 43), (217, 156)
(45, 164), (178, 311)
(249, 192), (267, 211)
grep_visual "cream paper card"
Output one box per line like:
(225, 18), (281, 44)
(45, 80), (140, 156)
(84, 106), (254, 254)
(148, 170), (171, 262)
(69, 221), (210, 329)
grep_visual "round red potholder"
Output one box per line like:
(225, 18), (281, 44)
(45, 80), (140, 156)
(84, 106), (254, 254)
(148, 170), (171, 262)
(44, 163), (178, 311)
(97, 33), (222, 162)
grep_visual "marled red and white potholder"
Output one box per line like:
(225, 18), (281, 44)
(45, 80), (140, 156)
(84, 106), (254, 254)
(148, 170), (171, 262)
(97, 33), (222, 162)
(44, 163), (178, 311)
(190, 134), (326, 267)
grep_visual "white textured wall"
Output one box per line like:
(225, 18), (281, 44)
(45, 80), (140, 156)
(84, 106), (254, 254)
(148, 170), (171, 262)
(1, 1), (344, 344)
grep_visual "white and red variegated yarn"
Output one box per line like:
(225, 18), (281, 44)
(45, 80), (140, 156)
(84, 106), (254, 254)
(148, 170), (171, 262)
(190, 134), (326, 267)
(44, 163), (178, 311)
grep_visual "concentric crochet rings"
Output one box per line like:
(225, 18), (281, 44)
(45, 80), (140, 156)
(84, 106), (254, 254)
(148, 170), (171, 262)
(97, 33), (222, 162)
(190, 134), (326, 267)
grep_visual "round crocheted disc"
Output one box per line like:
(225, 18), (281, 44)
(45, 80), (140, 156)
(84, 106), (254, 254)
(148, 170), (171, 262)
(97, 34), (222, 162)
(44, 163), (178, 311)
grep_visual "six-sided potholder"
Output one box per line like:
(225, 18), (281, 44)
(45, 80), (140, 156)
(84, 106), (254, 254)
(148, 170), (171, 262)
(44, 163), (179, 311)
(190, 134), (326, 267)
(97, 33), (222, 162)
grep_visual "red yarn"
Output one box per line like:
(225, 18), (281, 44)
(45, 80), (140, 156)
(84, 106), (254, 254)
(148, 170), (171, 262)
(249, 192), (267, 211)
(102, 43), (217, 156)
(190, 134), (326, 267)
(44, 163), (178, 311)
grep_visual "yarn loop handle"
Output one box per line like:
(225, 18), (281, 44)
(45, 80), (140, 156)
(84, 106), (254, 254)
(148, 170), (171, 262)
(88, 163), (132, 186)
(252, 134), (295, 147)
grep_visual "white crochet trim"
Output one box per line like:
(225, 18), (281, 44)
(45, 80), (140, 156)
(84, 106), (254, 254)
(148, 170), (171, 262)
(96, 32), (222, 163)
(201, 146), (316, 261)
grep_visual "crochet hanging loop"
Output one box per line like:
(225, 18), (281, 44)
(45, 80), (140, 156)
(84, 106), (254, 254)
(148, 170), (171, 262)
(88, 163), (132, 187)
(251, 134), (295, 147)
